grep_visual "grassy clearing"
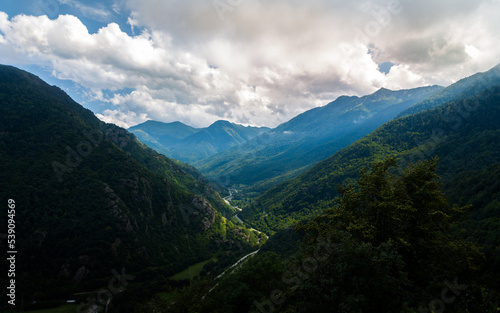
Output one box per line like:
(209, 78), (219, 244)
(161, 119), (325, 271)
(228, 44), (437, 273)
(229, 216), (242, 225)
(169, 257), (216, 281)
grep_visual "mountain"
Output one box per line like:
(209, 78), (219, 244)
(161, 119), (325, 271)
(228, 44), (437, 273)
(195, 85), (443, 191)
(0, 65), (262, 307)
(197, 64), (500, 313)
(130, 120), (199, 143)
(397, 63), (500, 118)
(128, 120), (198, 157)
(104, 65), (500, 312)
(129, 119), (270, 163)
(242, 64), (500, 235)
(159, 158), (497, 313)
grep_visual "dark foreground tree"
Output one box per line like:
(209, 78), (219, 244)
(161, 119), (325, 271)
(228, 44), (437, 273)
(288, 158), (485, 312)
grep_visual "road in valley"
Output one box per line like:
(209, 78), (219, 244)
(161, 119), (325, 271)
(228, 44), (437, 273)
(203, 192), (269, 297)
(215, 249), (260, 279)
(224, 190), (267, 236)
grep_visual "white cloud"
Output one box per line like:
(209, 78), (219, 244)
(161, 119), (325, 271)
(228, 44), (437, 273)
(384, 64), (425, 90)
(1, 0), (499, 128)
(96, 109), (148, 128)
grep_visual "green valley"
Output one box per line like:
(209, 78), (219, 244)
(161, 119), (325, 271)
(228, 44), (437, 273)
(1, 63), (499, 313)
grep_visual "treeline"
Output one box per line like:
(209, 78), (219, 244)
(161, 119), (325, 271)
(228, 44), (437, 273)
(158, 159), (499, 312)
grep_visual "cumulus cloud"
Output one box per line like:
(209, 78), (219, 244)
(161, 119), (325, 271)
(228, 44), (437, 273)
(1, 0), (499, 128)
(95, 108), (148, 128)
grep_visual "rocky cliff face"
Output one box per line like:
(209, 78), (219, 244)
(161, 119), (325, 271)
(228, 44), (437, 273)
(191, 196), (217, 231)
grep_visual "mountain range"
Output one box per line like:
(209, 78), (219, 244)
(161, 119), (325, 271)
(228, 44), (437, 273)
(197, 85), (443, 191)
(159, 64), (500, 313)
(129, 119), (269, 163)
(244, 63), (500, 233)
(1, 63), (499, 312)
(134, 86), (443, 192)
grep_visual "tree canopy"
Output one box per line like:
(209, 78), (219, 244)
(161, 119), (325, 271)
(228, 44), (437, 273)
(289, 158), (487, 312)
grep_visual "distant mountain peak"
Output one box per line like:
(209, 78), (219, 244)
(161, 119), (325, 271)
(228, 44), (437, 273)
(336, 94), (358, 101)
(377, 87), (391, 91)
(210, 120), (233, 127)
(373, 87), (393, 95)
(137, 120), (189, 127)
(171, 120), (189, 126)
(130, 118), (270, 163)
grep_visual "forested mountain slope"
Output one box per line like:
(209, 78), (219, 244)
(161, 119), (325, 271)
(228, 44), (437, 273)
(397, 63), (500, 117)
(160, 159), (498, 313)
(244, 64), (500, 234)
(0, 65), (260, 306)
(195, 86), (442, 191)
(129, 119), (269, 163)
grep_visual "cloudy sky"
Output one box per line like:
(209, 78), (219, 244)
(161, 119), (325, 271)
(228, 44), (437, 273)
(1, 0), (499, 128)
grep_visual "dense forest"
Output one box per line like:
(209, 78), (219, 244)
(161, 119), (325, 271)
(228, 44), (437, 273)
(157, 159), (499, 312)
(0, 64), (499, 313)
(121, 65), (499, 312)
(0, 65), (263, 311)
